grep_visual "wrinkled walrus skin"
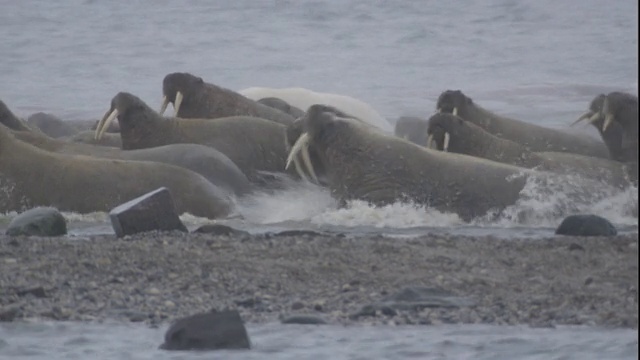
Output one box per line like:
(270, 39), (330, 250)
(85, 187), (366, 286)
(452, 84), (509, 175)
(435, 90), (610, 159)
(0, 125), (233, 218)
(160, 72), (295, 126)
(290, 105), (535, 222)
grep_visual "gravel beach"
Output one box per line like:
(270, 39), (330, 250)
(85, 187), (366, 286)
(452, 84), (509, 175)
(0, 232), (637, 329)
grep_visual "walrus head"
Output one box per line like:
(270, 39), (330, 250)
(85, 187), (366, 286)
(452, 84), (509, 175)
(95, 92), (159, 149)
(435, 90), (473, 118)
(572, 94), (606, 128)
(0, 100), (32, 132)
(601, 92), (638, 133)
(285, 104), (363, 184)
(424, 113), (468, 152)
(160, 72), (205, 117)
(283, 104), (358, 184)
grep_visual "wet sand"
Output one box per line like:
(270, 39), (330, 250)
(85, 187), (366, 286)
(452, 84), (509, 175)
(0, 232), (637, 329)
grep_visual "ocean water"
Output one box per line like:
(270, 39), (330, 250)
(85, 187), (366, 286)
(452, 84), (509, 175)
(0, 1), (638, 358)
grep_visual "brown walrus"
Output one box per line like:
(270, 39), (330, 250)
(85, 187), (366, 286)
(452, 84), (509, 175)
(258, 97), (305, 119)
(425, 113), (635, 188)
(97, 92), (294, 184)
(159, 72), (295, 126)
(435, 90), (610, 158)
(63, 130), (123, 148)
(573, 92), (638, 164)
(287, 104), (534, 222)
(0, 124), (233, 218)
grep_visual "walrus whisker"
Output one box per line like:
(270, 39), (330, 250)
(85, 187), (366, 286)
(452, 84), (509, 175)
(159, 95), (169, 115)
(173, 91), (184, 117)
(95, 108), (118, 140)
(443, 132), (450, 152)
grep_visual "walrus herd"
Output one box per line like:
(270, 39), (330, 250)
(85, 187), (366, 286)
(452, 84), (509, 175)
(0, 72), (637, 222)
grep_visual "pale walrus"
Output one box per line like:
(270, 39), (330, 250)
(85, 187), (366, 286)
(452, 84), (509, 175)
(159, 72), (295, 126)
(435, 90), (610, 158)
(97, 92), (293, 184)
(8, 127), (251, 197)
(287, 105), (534, 222)
(424, 113), (635, 188)
(239, 86), (393, 132)
(0, 125), (233, 218)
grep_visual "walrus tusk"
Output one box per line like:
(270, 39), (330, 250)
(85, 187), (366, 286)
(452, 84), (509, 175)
(173, 91), (184, 117)
(436, 108), (442, 114)
(571, 111), (593, 126)
(286, 133), (318, 184)
(452, 107), (458, 117)
(426, 134), (434, 149)
(292, 155), (311, 183)
(585, 112), (602, 125)
(159, 95), (169, 115)
(95, 108), (118, 140)
(443, 132), (450, 152)
(602, 113), (615, 132)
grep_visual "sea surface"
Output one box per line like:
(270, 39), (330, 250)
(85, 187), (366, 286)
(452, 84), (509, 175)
(0, 0), (638, 358)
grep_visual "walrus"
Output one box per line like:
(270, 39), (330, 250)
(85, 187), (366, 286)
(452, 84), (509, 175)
(394, 116), (429, 144)
(8, 128), (251, 197)
(0, 125), (233, 218)
(572, 94), (629, 162)
(0, 99), (33, 132)
(286, 105), (537, 222)
(97, 92), (294, 184)
(64, 130), (123, 148)
(239, 86), (393, 132)
(435, 90), (610, 158)
(159, 72), (295, 126)
(424, 113), (635, 188)
(258, 97), (305, 119)
(26, 112), (80, 138)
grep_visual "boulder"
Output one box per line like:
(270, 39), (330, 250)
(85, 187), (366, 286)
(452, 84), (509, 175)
(555, 214), (617, 237)
(5, 207), (67, 237)
(109, 187), (188, 238)
(160, 310), (251, 351)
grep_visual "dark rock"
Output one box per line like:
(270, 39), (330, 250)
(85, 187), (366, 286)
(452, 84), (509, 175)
(16, 286), (47, 298)
(193, 224), (249, 237)
(159, 310), (251, 351)
(281, 314), (327, 325)
(109, 187), (188, 238)
(26, 112), (77, 138)
(555, 214), (617, 237)
(6, 207), (67, 237)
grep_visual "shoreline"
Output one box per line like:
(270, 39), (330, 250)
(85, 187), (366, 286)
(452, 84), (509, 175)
(0, 232), (637, 329)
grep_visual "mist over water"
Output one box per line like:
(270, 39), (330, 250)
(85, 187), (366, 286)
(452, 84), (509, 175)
(0, 1), (637, 358)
